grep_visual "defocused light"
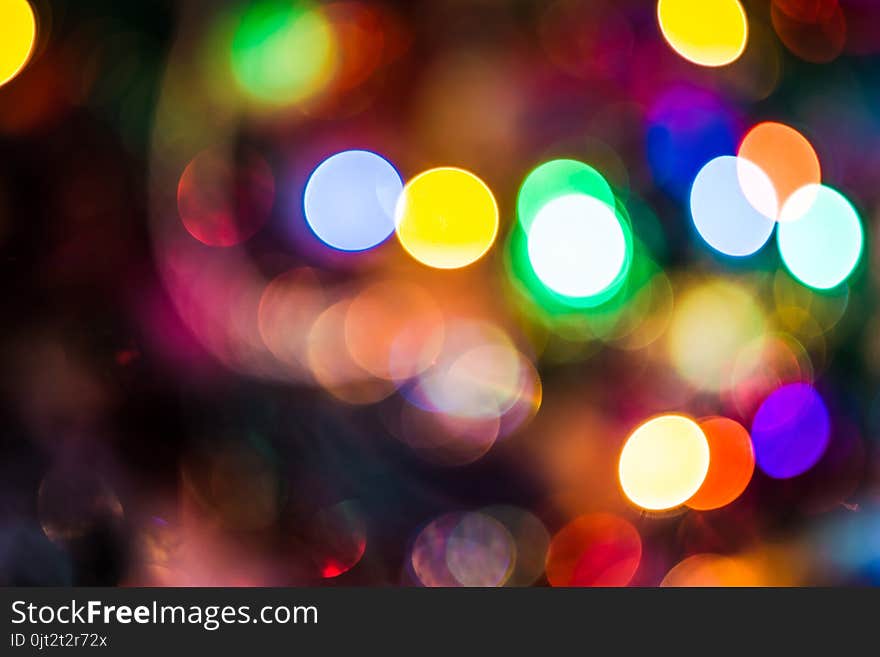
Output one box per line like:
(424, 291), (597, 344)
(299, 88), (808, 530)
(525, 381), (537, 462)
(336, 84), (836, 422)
(618, 415), (710, 511)
(407, 50), (520, 176)
(410, 511), (515, 587)
(230, 0), (336, 106)
(258, 268), (325, 377)
(445, 512), (515, 587)
(506, 211), (644, 316)
(616, 267), (675, 351)
(516, 159), (615, 232)
(690, 155), (777, 256)
(686, 417), (755, 511)
(482, 506), (549, 587)
(661, 553), (762, 586)
(308, 500), (366, 578)
(751, 382), (830, 479)
(527, 194), (630, 299)
(344, 279), (442, 381)
(773, 269), (849, 336)
(304, 150), (402, 251)
(307, 299), (394, 404)
(778, 184), (863, 290)
(545, 513), (641, 586)
(410, 513), (461, 587)
(395, 167), (499, 269)
(0, 0), (35, 87)
(321, 2), (387, 94)
(815, 510), (880, 581)
(411, 319), (525, 420)
(657, 0), (748, 67)
(668, 280), (766, 391)
(395, 400), (500, 466)
(498, 357), (543, 438)
(738, 122), (821, 218)
(728, 333), (813, 419)
(770, 0), (846, 64)
(177, 149), (275, 247)
(443, 344), (523, 415)
(646, 87), (739, 199)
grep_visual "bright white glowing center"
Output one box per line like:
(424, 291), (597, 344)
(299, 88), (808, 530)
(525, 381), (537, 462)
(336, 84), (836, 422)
(526, 193), (626, 298)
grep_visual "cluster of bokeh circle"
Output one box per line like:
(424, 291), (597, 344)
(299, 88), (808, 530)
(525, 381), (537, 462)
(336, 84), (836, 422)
(3, 0), (871, 585)
(150, 0), (869, 586)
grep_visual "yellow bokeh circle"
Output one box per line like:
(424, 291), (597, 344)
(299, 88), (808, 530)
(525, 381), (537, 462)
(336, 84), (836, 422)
(395, 167), (499, 270)
(0, 0), (36, 87)
(667, 279), (765, 392)
(618, 415), (710, 511)
(657, 0), (748, 67)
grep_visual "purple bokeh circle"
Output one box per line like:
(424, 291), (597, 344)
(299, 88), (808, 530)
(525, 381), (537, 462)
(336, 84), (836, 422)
(751, 383), (830, 479)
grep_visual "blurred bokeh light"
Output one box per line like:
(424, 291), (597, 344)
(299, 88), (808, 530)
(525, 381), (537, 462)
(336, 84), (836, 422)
(657, 0), (748, 67)
(0, 0), (36, 87)
(230, 0), (337, 106)
(395, 167), (499, 270)
(619, 415), (710, 511)
(751, 382), (831, 479)
(777, 184), (863, 290)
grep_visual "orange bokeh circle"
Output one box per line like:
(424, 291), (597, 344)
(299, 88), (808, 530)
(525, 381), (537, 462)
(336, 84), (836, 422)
(738, 121), (820, 216)
(686, 417), (755, 511)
